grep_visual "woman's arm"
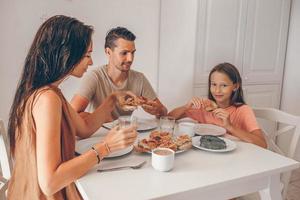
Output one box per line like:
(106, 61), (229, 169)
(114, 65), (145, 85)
(33, 90), (137, 196)
(69, 91), (136, 139)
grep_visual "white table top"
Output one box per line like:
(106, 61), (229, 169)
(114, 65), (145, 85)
(76, 128), (300, 200)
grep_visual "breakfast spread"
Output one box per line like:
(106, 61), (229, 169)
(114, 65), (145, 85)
(135, 130), (192, 153)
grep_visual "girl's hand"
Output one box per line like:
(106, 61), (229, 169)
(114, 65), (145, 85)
(212, 108), (231, 129)
(187, 97), (211, 109)
(103, 125), (138, 153)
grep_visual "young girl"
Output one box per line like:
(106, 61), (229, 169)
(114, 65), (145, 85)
(168, 63), (267, 148)
(7, 15), (137, 199)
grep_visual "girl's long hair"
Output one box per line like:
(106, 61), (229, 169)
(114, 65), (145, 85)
(208, 62), (246, 106)
(8, 15), (93, 155)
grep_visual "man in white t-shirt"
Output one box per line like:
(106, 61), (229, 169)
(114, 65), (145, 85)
(71, 27), (167, 120)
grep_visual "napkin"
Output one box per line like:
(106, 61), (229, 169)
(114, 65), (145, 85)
(132, 106), (155, 120)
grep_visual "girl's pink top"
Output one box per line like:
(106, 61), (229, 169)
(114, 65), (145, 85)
(186, 104), (260, 133)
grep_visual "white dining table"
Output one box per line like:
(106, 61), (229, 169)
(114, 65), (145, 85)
(75, 126), (299, 200)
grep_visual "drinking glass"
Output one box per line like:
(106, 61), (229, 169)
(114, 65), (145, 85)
(118, 115), (137, 129)
(159, 116), (175, 135)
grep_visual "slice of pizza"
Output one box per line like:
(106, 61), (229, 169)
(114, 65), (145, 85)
(205, 100), (218, 112)
(119, 95), (150, 111)
(174, 134), (192, 150)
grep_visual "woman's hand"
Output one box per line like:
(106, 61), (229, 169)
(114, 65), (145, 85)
(212, 108), (231, 129)
(103, 125), (138, 153)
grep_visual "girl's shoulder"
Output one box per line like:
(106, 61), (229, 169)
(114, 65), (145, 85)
(234, 104), (255, 114)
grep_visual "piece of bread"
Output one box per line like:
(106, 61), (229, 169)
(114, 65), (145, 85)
(174, 134), (192, 150)
(205, 100), (218, 112)
(119, 95), (150, 111)
(134, 139), (152, 153)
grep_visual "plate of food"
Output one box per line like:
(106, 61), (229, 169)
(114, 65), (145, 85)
(134, 130), (192, 154)
(194, 124), (226, 136)
(103, 118), (157, 131)
(192, 135), (237, 152)
(75, 137), (133, 158)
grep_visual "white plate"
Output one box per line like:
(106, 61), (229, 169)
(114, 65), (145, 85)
(192, 136), (237, 152)
(76, 137), (133, 158)
(194, 124), (226, 136)
(103, 119), (157, 131)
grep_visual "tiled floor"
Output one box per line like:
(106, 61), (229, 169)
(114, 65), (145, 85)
(287, 167), (300, 200)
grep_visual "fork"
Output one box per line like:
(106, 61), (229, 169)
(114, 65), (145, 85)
(97, 161), (147, 172)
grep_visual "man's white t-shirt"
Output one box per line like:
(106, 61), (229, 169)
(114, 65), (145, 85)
(76, 65), (157, 117)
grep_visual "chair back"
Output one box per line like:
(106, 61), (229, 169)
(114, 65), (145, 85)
(0, 120), (12, 180)
(0, 176), (8, 200)
(253, 107), (300, 199)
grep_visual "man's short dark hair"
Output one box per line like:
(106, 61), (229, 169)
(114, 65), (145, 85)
(105, 27), (136, 49)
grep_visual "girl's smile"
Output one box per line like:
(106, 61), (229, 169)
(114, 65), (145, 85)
(210, 71), (238, 108)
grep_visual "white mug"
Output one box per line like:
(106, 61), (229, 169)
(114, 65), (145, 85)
(177, 122), (195, 137)
(151, 148), (175, 172)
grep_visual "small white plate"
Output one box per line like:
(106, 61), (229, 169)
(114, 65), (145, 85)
(76, 137), (133, 158)
(103, 118), (157, 131)
(194, 124), (226, 136)
(192, 136), (237, 152)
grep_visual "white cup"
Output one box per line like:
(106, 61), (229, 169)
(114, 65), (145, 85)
(151, 148), (175, 172)
(177, 122), (195, 137)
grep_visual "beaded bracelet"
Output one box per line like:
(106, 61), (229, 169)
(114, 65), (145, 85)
(91, 147), (100, 164)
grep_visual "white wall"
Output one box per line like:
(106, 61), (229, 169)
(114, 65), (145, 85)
(1, 0), (300, 126)
(0, 0), (160, 124)
(281, 0), (300, 116)
(158, 0), (198, 110)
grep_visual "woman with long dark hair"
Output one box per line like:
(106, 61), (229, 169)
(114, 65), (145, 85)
(7, 15), (137, 199)
(168, 63), (266, 148)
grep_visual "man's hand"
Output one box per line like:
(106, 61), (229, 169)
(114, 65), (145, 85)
(114, 91), (138, 111)
(142, 98), (167, 118)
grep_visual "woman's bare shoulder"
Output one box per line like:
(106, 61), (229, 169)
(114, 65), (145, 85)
(33, 87), (63, 109)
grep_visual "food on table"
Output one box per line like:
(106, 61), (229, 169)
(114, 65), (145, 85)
(205, 100), (218, 112)
(174, 134), (193, 150)
(199, 135), (226, 150)
(135, 130), (192, 153)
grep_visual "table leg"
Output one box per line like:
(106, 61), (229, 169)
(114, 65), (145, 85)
(259, 174), (282, 200)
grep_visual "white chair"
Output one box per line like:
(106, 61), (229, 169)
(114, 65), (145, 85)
(253, 107), (300, 199)
(0, 119), (12, 199)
